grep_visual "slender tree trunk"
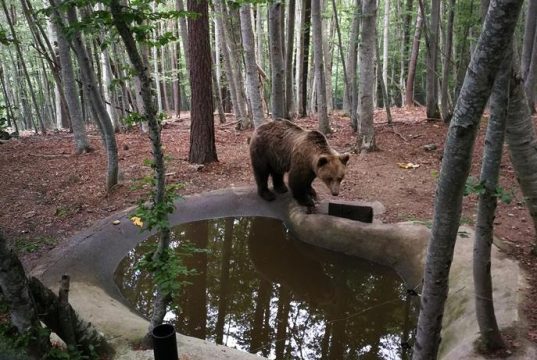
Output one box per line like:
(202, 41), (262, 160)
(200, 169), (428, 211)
(425, 0), (441, 119)
(172, 8), (181, 117)
(240, 4), (265, 127)
(0, 232), (50, 359)
(524, 28), (537, 112)
(382, 0), (390, 97)
(358, 0), (377, 152)
(440, 0), (455, 122)
(473, 48), (512, 353)
(332, 0), (356, 129)
(343, 0), (361, 125)
(299, 0), (311, 117)
(412, 1), (523, 358)
(285, 0), (296, 118)
(400, 0), (414, 103)
(268, 2), (286, 119)
(59, 4), (118, 191)
(110, 0), (174, 343)
(2, 0), (46, 134)
(405, 9), (422, 107)
(521, 0), (537, 81)
(311, 0), (330, 133)
(249, 279), (271, 354)
(322, 0), (334, 114)
(188, 0), (218, 163)
(505, 59), (537, 253)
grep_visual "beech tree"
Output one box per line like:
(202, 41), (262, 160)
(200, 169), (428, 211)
(358, 0), (377, 152)
(413, 0), (523, 357)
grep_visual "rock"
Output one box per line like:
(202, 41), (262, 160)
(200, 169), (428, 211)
(423, 144), (437, 151)
(0, 130), (11, 140)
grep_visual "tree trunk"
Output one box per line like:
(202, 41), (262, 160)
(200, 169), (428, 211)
(240, 4), (265, 127)
(249, 278), (272, 354)
(332, 0), (356, 130)
(110, 0), (175, 343)
(425, 0), (441, 119)
(473, 48), (512, 353)
(382, 0), (390, 99)
(268, 2), (286, 119)
(298, 0), (311, 117)
(57, 4), (119, 192)
(524, 27), (537, 112)
(358, 0), (377, 152)
(0, 232), (50, 359)
(285, 0), (296, 118)
(440, 0), (455, 122)
(521, 0), (537, 81)
(311, 0), (330, 133)
(405, 8), (422, 107)
(400, 0), (414, 103)
(322, 0), (334, 114)
(214, 0), (248, 127)
(28, 276), (111, 356)
(343, 0), (361, 126)
(505, 59), (537, 253)
(188, 0), (218, 163)
(412, 1), (523, 358)
(2, 0), (46, 134)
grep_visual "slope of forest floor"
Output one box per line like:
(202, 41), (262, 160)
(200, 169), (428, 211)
(1, 106), (536, 345)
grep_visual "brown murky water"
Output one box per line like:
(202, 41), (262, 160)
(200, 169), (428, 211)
(115, 217), (417, 359)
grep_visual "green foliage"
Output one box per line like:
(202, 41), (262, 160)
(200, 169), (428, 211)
(13, 236), (57, 254)
(464, 176), (513, 204)
(0, 26), (13, 45)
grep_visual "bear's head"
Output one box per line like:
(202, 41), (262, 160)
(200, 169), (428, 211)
(315, 153), (350, 196)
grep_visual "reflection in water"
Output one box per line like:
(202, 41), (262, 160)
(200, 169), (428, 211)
(115, 217), (418, 359)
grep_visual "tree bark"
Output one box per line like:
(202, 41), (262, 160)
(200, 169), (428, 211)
(285, 0), (296, 118)
(298, 0), (311, 117)
(521, 0), (537, 81)
(412, 1), (523, 358)
(311, 0), (330, 134)
(0, 232), (50, 359)
(505, 59), (537, 253)
(240, 4), (265, 128)
(268, 2), (286, 119)
(524, 27), (537, 112)
(382, 0), (390, 98)
(188, 0), (218, 163)
(56, 4), (118, 192)
(473, 48), (512, 353)
(405, 7), (422, 107)
(358, 0), (377, 152)
(440, 0), (455, 122)
(2, 0), (46, 134)
(343, 0), (361, 127)
(425, 0), (441, 119)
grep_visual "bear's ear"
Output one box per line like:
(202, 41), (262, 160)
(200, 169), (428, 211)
(317, 156), (329, 168)
(339, 153), (350, 165)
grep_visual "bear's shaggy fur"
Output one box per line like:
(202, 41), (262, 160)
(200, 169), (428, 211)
(249, 120), (350, 206)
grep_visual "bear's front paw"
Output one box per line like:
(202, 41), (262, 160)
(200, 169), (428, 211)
(274, 184), (289, 194)
(259, 189), (276, 201)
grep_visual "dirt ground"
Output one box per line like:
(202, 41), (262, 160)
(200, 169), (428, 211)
(1, 106), (536, 344)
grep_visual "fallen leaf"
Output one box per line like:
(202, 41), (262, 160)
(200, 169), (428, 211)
(397, 162), (420, 169)
(130, 216), (143, 228)
(112, 220), (121, 225)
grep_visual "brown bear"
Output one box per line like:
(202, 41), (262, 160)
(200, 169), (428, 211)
(249, 120), (350, 207)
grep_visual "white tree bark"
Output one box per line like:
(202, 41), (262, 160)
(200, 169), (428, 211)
(240, 4), (265, 127)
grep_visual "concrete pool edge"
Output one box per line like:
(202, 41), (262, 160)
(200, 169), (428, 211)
(31, 187), (535, 359)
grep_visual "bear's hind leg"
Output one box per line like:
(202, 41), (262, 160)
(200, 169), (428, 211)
(272, 172), (288, 194)
(252, 162), (276, 201)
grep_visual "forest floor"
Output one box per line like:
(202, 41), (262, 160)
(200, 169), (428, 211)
(1, 106), (536, 346)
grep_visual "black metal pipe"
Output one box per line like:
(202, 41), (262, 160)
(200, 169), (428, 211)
(152, 323), (178, 360)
